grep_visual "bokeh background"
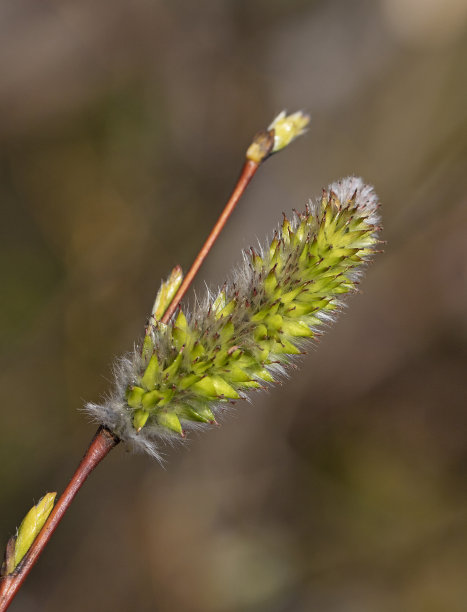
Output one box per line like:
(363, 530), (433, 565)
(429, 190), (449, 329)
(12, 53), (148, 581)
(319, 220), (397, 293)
(1, 1), (467, 610)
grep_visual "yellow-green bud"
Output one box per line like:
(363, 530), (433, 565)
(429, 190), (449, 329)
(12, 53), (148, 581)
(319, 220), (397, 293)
(268, 111), (310, 153)
(151, 265), (183, 321)
(2, 493), (56, 575)
(246, 110), (310, 163)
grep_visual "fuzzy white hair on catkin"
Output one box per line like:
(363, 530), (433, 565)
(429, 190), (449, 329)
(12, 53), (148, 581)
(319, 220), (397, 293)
(85, 176), (380, 460)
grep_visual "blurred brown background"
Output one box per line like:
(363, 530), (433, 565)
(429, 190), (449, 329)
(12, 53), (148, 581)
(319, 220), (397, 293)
(1, 1), (467, 610)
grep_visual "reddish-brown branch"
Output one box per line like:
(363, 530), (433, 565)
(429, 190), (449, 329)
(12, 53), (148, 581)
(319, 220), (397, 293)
(0, 155), (262, 611)
(161, 159), (259, 323)
(0, 427), (119, 612)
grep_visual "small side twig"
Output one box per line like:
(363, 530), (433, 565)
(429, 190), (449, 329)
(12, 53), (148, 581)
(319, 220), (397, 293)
(0, 114), (287, 610)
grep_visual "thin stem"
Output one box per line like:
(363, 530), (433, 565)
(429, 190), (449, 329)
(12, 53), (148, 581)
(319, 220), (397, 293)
(1, 111), (309, 608)
(0, 427), (119, 612)
(162, 159), (259, 323)
(0, 155), (264, 612)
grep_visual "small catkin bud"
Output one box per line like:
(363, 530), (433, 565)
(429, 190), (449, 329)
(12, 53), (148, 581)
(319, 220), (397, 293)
(268, 110), (310, 153)
(86, 177), (381, 460)
(1, 493), (56, 576)
(246, 110), (310, 163)
(151, 265), (183, 321)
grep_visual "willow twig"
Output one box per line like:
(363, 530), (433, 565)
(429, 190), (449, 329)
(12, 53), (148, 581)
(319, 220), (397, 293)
(0, 111), (296, 610)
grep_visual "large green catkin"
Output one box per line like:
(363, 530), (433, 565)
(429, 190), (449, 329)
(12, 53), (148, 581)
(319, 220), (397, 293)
(86, 176), (381, 459)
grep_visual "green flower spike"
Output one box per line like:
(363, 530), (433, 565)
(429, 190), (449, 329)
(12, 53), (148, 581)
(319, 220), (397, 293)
(1, 493), (56, 576)
(86, 177), (381, 460)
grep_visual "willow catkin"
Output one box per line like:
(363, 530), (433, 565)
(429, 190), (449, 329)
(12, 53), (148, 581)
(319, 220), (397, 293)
(86, 176), (381, 459)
